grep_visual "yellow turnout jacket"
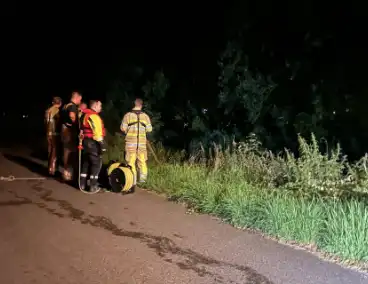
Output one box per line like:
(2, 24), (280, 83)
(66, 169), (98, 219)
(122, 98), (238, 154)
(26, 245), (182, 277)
(120, 108), (152, 152)
(45, 105), (60, 136)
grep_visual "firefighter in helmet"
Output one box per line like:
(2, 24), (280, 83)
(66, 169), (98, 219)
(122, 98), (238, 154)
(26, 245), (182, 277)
(120, 98), (152, 186)
(44, 96), (62, 176)
(79, 100), (106, 192)
(60, 91), (82, 181)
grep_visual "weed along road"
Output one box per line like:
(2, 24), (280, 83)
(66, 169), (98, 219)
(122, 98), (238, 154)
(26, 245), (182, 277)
(0, 151), (367, 284)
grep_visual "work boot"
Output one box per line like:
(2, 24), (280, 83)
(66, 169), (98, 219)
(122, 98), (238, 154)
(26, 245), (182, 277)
(79, 176), (87, 190)
(90, 185), (100, 193)
(63, 170), (72, 181)
(89, 179), (100, 193)
(49, 160), (56, 176)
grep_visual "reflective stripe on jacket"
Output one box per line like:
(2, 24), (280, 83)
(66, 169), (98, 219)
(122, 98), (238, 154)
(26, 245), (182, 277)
(120, 108), (152, 152)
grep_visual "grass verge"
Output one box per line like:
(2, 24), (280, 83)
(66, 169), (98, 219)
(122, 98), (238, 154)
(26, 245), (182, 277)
(104, 133), (368, 269)
(146, 163), (368, 269)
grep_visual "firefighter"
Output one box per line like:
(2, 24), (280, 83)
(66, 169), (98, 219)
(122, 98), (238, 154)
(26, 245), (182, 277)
(78, 102), (87, 119)
(120, 98), (153, 186)
(44, 96), (62, 176)
(79, 100), (106, 192)
(61, 91), (82, 181)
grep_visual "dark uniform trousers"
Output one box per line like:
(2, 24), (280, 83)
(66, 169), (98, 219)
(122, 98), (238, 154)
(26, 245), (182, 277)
(61, 125), (78, 180)
(80, 138), (103, 188)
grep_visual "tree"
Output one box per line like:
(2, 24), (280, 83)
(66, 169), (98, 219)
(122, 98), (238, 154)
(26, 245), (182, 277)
(217, 41), (277, 139)
(104, 67), (169, 141)
(141, 70), (170, 140)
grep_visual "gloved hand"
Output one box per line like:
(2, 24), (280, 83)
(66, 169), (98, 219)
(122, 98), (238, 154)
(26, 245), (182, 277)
(98, 140), (107, 154)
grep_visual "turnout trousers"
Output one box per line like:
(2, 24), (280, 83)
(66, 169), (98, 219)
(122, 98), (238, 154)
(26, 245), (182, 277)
(80, 138), (103, 188)
(47, 135), (59, 175)
(125, 148), (148, 185)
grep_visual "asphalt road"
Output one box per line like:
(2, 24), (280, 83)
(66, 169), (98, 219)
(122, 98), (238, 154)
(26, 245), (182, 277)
(0, 150), (367, 284)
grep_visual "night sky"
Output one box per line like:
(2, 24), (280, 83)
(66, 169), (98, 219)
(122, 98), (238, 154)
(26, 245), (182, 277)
(4, 3), (367, 114)
(3, 3), (229, 115)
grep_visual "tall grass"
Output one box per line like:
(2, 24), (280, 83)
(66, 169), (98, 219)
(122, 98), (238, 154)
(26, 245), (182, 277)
(322, 201), (368, 261)
(105, 133), (368, 263)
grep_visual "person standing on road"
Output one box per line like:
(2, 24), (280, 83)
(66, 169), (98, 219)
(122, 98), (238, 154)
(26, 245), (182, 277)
(60, 91), (82, 181)
(79, 100), (106, 192)
(120, 98), (153, 186)
(44, 96), (62, 176)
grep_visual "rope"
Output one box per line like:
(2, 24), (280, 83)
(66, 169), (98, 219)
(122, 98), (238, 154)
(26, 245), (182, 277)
(116, 132), (160, 165)
(147, 140), (161, 164)
(0, 175), (46, 182)
(78, 138), (101, 195)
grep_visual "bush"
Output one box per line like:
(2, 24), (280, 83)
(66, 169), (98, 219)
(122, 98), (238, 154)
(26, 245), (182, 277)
(187, 133), (368, 198)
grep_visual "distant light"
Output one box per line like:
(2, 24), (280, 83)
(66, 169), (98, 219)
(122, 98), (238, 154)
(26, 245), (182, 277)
(333, 111), (336, 115)
(22, 114), (28, 118)
(345, 108), (349, 112)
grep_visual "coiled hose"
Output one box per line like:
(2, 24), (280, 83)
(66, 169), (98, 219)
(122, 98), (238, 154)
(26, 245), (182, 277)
(106, 162), (134, 193)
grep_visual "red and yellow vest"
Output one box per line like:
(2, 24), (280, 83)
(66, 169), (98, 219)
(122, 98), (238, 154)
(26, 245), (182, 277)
(81, 109), (105, 141)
